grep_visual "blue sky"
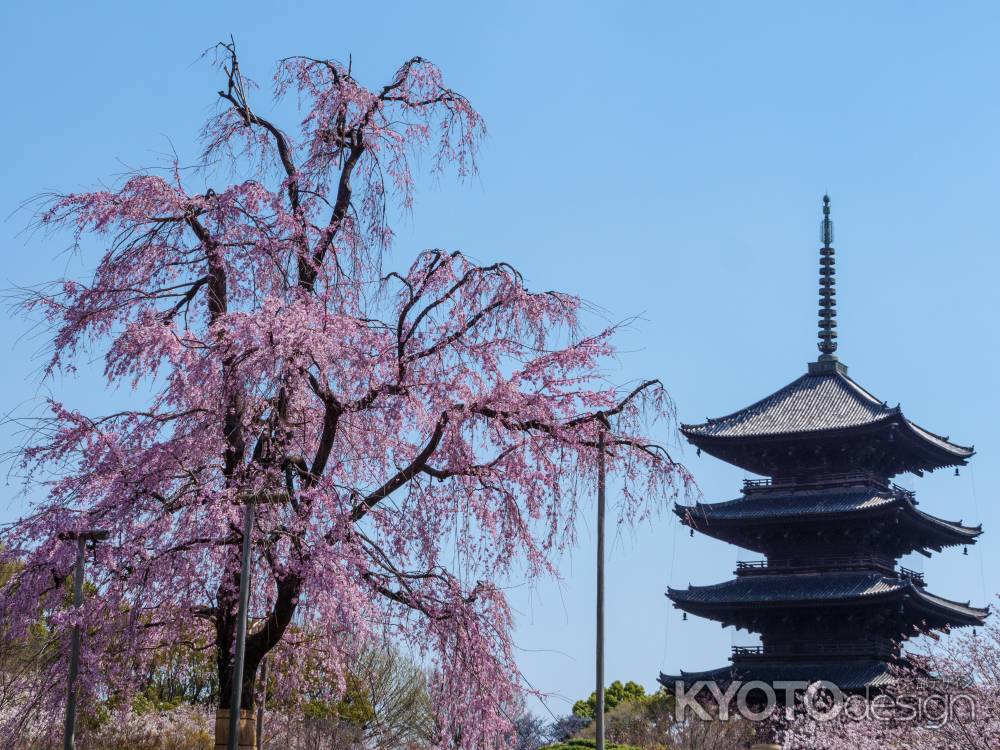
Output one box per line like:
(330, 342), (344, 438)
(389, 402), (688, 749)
(1, 0), (998, 719)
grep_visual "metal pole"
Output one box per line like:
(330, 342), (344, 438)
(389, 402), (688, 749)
(60, 529), (108, 749)
(63, 536), (86, 750)
(228, 499), (255, 750)
(256, 656), (268, 750)
(595, 428), (606, 750)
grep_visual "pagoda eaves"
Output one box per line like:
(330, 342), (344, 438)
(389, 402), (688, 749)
(667, 572), (988, 629)
(676, 479), (982, 555)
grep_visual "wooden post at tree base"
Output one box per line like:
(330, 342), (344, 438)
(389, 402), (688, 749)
(595, 427), (606, 750)
(750, 745), (782, 750)
(214, 708), (256, 749)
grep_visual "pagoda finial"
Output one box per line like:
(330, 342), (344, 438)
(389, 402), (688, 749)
(817, 194), (838, 360)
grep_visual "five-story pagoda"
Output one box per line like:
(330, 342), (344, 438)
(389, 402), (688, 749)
(661, 196), (988, 693)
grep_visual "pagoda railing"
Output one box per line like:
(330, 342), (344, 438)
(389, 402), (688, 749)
(743, 471), (893, 493)
(734, 557), (926, 586)
(898, 566), (926, 587)
(736, 554), (895, 576)
(732, 641), (893, 660)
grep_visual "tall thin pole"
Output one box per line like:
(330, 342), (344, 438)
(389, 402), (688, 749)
(256, 656), (269, 750)
(595, 427), (606, 750)
(60, 529), (107, 750)
(63, 536), (86, 750)
(228, 499), (255, 750)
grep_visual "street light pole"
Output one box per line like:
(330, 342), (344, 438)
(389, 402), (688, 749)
(228, 497), (255, 750)
(227, 471), (293, 750)
(62, 529), (109, 750)
(595, 427), (606, 750)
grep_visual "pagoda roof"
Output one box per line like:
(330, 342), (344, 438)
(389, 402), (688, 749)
(681, 366), (973, 474)
(659, 660), (895, 692)
(675, 483), (982, 549)
(668, 572), (988, 625)
(684, 369), (893, 439)
(681, 485), (898, 521)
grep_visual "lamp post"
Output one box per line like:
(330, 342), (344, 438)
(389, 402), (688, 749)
(595, 426), (606, 750)
(61, 528), (109, 750)
(228, 473), (293, 750)
(228, 496), (255, 750)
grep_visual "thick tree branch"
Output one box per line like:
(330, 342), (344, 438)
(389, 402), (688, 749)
(349, 413), (450, 522)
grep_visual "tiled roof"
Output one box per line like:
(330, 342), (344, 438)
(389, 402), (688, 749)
(682, 372), (895, 438)
(679, 486), (897, 521)
(675, 485), (982, 539)
(668, 572), (989, 622)
(659, 661), (895, 691)
(681, 370), (973, 459)
(668, 572), (907, 606)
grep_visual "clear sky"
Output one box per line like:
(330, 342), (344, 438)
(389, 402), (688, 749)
(2, 0), (998, 720)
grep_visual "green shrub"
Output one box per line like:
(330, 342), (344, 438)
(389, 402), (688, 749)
(572, 680), (649, 718)
(540, 740), (642, 750)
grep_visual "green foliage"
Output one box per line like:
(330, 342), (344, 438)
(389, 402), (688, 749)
(136, 637), (219, 708)
(571, 680), (650, 718)
(132, 691), (187, 715)
(301, 672), (376, 726)
(0, 553), (21, 588)
(540, 740), (642, 750)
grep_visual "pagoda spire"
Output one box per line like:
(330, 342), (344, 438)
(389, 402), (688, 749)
(817, 195), (838, 360)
